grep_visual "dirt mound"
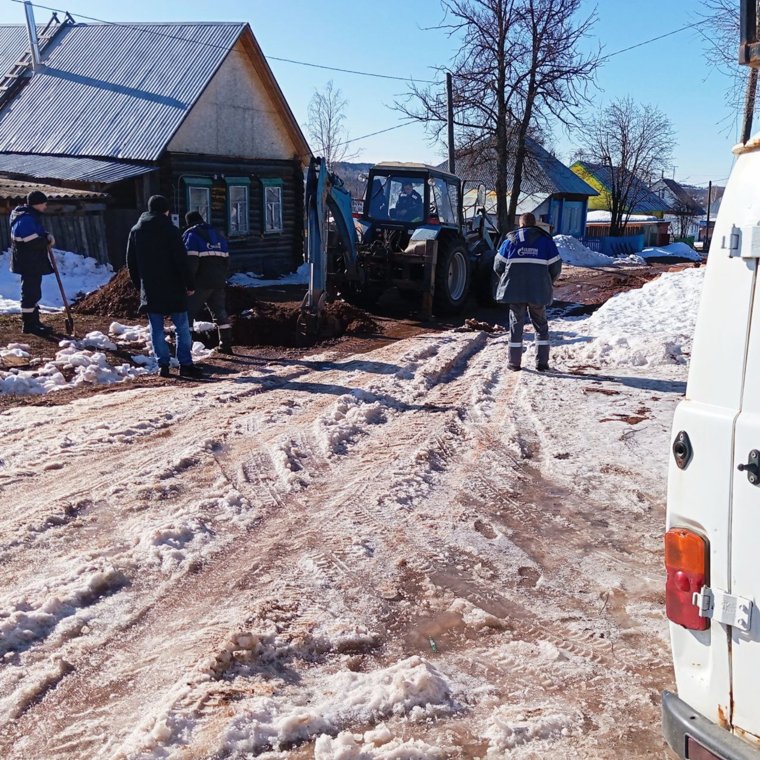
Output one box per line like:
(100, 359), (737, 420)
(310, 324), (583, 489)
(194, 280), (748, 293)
(74, 267), (141, 318)
(232, 299), (378, 347)
(73, 278), (377, 347)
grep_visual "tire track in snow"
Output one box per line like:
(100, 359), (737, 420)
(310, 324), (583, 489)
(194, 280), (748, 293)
(0, 330), (496, 756)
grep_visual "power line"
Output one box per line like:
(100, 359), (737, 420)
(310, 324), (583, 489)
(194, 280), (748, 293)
(17, 0), (712, 83)
(12, 0), (438, 84)
(267, 56), (437, 84)
(603, 18), (711, 61)
(335, 123), (414, 149)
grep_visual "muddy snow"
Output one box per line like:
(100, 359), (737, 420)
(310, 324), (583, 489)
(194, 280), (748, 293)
(0, 268), (701, 758)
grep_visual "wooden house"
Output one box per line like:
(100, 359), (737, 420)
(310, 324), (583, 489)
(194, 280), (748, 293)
(440, 138), (598, 238)
(0, 11), (310, 275)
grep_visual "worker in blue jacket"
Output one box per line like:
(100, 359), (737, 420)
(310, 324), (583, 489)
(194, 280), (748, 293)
(9, 190), (55, 334)
(183, 211), (232, 354)
(494, 212), (562, 372)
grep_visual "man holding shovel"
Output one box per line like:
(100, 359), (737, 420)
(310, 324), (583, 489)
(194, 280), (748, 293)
(9, 190), (56, 335)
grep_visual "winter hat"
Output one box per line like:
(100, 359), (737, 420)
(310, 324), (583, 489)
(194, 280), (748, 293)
(148, 195), (170, 214)
(27, 190), (48, 206)
(185, 211), (204, 226)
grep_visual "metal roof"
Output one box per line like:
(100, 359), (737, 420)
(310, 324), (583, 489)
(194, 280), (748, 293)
(438, 138), (598, 198)
(0, 25), (32, 76)
(373, 162), (459, 180)
(0, 177), (106, 201)
(573, 162), (673, 214)
(0, 153), (155, 183)
(0, 22), (245, 161)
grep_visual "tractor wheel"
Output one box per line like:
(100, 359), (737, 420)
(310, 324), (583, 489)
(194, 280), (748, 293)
(433, 240), (471, 315)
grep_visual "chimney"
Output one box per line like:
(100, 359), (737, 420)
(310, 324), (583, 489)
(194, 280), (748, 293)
(24, 1), (42, 73)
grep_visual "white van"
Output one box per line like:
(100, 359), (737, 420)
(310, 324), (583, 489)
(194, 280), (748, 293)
(663, 141), (760, 758)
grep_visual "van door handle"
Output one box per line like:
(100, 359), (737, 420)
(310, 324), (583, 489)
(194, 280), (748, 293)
(738, 450), (760, 485)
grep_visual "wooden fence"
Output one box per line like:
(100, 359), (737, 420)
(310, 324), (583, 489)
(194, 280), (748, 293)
(0, 212), (109, 264)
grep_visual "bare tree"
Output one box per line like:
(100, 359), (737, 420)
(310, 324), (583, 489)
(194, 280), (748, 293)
(576, 98), (675, 237)
(396, 0), (600, 232)
(306, 81), (357, 169)
(670, 204), (699, 242)
(698, 0), (757, 141)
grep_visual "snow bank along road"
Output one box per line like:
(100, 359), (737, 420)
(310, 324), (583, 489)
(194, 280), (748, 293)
(0, 327), (678, 758)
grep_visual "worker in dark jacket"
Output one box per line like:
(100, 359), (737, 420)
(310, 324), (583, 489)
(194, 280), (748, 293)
(183, 211), (233, 354)
(494, 212), (562, 372)
(126, 195), (201, 379)
(393, 181), (423, 222)
(10, 190), (55, 334)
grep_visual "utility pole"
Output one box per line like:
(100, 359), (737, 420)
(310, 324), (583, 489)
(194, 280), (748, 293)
(705, 180), (713, 253)
(446, 72), (455, 175)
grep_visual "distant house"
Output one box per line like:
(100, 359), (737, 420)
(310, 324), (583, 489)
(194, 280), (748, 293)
(651, 178), (706, 241)
(585, 211), (671, 251)
(437, 138), (598, 238)
(0, 11), (310, 274)
(570, 161), (672, 216)
(570, 161), (673, 253)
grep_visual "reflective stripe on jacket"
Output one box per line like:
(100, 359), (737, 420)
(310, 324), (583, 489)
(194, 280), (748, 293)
(493, 226), (562, 306)
(9, 205), (53, 277)
(182, 223), (229, 290)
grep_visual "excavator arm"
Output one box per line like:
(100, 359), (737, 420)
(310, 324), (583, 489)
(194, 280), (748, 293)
(301, 157), (359, 334)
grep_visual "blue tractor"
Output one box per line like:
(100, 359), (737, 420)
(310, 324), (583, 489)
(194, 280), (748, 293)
(302, 157), (496, 331)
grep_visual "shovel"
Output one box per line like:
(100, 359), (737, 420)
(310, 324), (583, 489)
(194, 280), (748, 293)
(47, 245), (75, 336)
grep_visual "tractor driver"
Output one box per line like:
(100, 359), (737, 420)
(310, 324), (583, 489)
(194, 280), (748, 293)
(393, 181), (423, 222)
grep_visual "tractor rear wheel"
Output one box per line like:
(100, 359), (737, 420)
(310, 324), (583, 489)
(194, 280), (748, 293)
(433, 240), (471, 315)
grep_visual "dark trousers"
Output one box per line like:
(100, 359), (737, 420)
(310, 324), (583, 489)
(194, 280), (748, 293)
(508, 303), (550, 367)
(20, 274), (42, 313)
(188, 287), (230, 331)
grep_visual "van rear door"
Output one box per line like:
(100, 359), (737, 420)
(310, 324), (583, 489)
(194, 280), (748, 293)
(667, 152), (760, 730)
(730, 221), (760, 748)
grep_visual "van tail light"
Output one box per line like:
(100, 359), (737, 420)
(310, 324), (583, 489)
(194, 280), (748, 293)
(665, 528), (709, 630)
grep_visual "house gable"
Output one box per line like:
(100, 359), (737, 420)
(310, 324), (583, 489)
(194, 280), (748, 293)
(571, 161), (671, 214)
(167, 37), (303, 161)
(569, 163), (607, 209)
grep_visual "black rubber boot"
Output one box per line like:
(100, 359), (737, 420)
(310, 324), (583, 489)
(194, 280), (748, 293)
(218, 327), (234, 355)
(508, 345), (522, 371)
(179, 364), (203, 379)
(22, 312), (50, 335)
(536, 342), (550, 370)
(32, 307), (52, 334)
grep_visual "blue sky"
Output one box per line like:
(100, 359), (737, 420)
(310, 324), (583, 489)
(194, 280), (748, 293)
(0, 0), (741, 187)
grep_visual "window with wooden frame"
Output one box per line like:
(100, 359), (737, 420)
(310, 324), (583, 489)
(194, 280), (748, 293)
(261, 178), (284, 234)
(225, 177), (251, 236)
(184, 177), (212, 223)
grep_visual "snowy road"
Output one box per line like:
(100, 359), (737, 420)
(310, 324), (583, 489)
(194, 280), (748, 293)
(0, 326), (681, 758)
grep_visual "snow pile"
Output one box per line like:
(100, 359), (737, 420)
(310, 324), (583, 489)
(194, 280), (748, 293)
(553, 235), (645, 268)
(315, 389), (387, 456)
(0, 248), (113, 313)
(639, 241), (702, 262)
(0, 340), (149, 395)
(221, 656), (453, 754)
(0, 343), (30, 369)
(314, 725), (445, 759)
(0, 562), (126, 657)
(228, 262), (309, 288)
(482, 702), (582, 755)
(0, 320), (212, 394)
(110, 321), (150, 343)
(556, 266), (705, 368)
